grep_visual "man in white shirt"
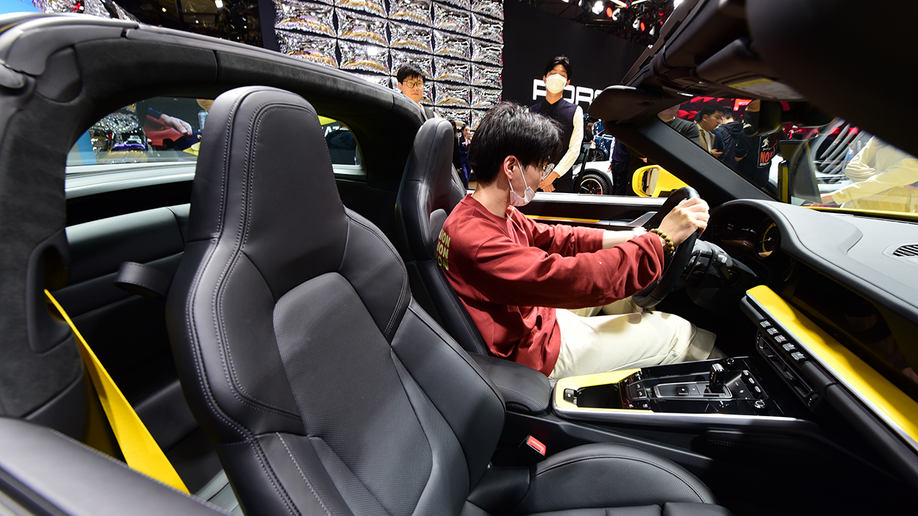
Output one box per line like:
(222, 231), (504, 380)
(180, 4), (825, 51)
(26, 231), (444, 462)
(529, 56), (583, 193)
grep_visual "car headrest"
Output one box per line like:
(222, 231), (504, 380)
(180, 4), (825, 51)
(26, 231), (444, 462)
(399, 117), (465, 261)
(187, 86), (347, 299)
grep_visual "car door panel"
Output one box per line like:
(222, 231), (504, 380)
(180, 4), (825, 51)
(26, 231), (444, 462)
(51, 203), (221, 493)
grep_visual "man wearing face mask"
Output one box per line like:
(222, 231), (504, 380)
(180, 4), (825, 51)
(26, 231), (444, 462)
(438, 103), (718, 378)
(528, 56), (583, 193)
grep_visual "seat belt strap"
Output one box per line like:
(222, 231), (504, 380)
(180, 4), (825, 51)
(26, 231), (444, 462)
(44, 290), (190, 494)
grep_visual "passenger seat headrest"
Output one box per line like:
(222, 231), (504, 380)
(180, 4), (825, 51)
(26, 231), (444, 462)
(187, 86), (347, 300)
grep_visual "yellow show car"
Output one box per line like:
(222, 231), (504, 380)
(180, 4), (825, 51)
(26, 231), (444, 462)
(1, 1), (918, 516)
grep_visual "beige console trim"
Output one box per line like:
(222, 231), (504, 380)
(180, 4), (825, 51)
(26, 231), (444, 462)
(553, 369), (652, 413)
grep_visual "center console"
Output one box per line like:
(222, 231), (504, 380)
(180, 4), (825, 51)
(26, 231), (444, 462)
(552, 357), (813, 430)
(561, 358), (774, 413)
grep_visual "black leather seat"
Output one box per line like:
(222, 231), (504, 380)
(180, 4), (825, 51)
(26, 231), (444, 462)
(167, 86), (732, 516)
(396, 118), (489, 355)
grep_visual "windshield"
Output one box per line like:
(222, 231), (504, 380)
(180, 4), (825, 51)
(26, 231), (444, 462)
(635, 96), (918, 216)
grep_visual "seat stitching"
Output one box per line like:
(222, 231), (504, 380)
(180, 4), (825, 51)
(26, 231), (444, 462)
(345, 211), (408, 339)
(308, 436), (395, 516)
(183, 90), (301, 516)
(277, 434), (332, 516)
(535, 454), (706, 502)
(221, 440), (300, 516)
(183, 104), (251, 440)
(214, 101), (312, 418)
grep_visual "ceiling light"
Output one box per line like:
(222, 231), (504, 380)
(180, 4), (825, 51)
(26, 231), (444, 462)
(214, 0), (223, 7)
(611, 0), (627, 6)
(592, 1), (603, 15)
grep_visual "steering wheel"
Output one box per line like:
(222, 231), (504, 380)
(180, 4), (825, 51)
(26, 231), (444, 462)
(632, 187), (700, 308)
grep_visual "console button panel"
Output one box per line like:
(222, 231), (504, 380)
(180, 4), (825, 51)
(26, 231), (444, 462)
(744, 300), (823, 409)
(564, 357), (783, 416)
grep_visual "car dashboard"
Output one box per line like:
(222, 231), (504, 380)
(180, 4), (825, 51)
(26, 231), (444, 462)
(704, 199), (918, 477)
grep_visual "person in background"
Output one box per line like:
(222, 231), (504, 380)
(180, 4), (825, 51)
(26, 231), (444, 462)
(437, 102), (719, 378)
(449, 120), (463, 181)
(694, 104), (725, 158)
(716, 109), (744, 167)
(820, 136), (918, 212)
(657, 104), (699, 142)
(396, 64), (435, 119)
(734, 100), (780, 190)
(607, 106), (699, 196)
(529, 56), (583, 193)
(458, 124), (472, 188)
(608, 137), (635, 196)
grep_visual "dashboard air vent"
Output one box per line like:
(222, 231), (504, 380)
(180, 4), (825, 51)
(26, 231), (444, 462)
(892, 244), (918, 257)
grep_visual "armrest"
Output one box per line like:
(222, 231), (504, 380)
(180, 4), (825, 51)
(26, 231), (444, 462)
(470, 354), (551, 415)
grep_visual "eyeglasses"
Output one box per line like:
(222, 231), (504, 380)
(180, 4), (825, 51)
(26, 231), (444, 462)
(539, 162), (555, 180)
(403, 81), (424, 89)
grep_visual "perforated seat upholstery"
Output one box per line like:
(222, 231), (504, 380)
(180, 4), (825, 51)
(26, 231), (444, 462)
(167, 86), (732, 516)
(396, 118), (489, 355)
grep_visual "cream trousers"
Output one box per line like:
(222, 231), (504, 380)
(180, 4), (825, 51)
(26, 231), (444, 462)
(549, 298), (718, 380)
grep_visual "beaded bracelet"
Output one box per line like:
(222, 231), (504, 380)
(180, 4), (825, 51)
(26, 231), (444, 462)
(649, 228), (675, 255)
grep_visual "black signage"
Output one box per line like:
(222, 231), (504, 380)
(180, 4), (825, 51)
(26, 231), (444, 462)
(503, 0), (645, 113)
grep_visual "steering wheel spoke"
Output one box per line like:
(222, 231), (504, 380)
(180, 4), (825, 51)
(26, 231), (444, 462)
(633, 187), (700, 308)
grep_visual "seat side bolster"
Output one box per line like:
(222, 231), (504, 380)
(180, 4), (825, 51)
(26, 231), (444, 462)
(391, 303), (505, 487)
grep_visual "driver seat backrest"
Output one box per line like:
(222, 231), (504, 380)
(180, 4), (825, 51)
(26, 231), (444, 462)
(396, 118), (489, 355)
(166, 86), (506, 515)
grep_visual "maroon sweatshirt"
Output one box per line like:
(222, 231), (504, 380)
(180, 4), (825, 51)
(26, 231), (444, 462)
(438, 195), (665, 375)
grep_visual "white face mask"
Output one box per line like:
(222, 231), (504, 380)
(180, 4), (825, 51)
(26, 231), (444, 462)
(509, 166), (536, 207)
(545, 74), (567, 94)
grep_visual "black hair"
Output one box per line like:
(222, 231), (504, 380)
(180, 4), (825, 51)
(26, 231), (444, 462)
(694, 103), (726, 122)
(467, 102), (562, 185)
(543, 55), (572, 82)
(397, 64), (426, 84)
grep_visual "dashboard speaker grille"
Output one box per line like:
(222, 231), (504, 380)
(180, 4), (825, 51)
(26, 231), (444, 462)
(892, 244), (918, 257)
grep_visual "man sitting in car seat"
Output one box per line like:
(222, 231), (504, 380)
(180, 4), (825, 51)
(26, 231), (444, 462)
(437, 102), (719, 379)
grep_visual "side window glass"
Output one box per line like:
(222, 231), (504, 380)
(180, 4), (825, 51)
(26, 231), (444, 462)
(321, 119), (362, 166)
(66, 97), (364, 175)
(67, 97), (208, 169)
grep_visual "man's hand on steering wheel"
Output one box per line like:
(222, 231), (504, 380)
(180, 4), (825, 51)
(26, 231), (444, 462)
(656, 197), (710, 247)
(632, 187), (708, 308)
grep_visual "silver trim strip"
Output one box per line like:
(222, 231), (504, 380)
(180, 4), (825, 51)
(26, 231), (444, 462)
(553, 404), (816, 431)
(747, 296), (918, 453)
(628, 212), (657, 227)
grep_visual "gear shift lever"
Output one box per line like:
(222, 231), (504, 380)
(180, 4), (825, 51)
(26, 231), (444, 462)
(709, 363), (725, 393)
